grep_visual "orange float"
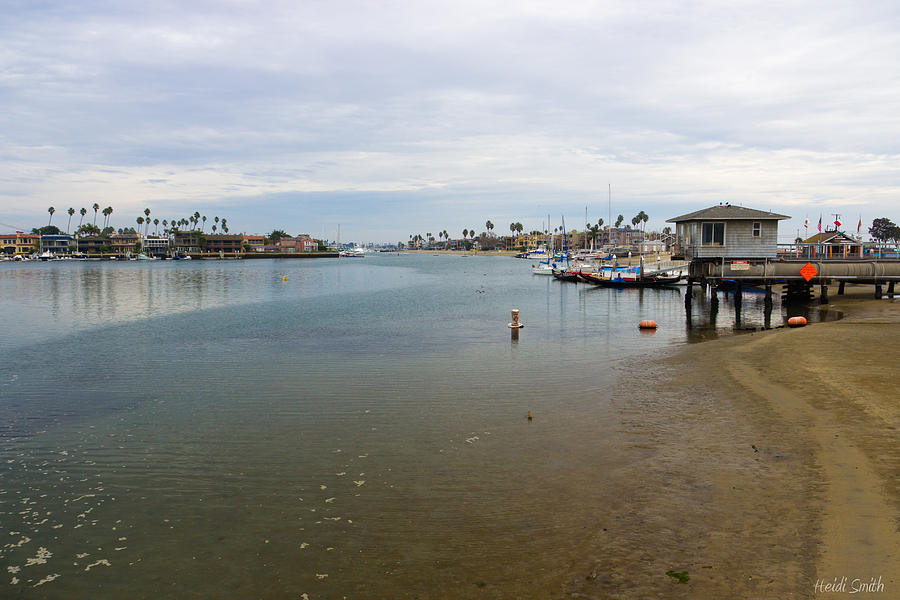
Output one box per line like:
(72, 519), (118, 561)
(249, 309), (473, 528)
(638, 320), (658, 329)
(787, 316), (807, 327)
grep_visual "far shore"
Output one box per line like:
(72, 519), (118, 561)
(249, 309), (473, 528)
(567, 284), (899, 597)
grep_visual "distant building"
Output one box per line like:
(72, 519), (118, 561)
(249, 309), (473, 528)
(142, 236), (170, 257)
(600, 227), (643, 249)
(111, 233), (140, 256)
(242, 235), (266, 251)
(172, 231), (201, 253)
(667, 204), (789, 259)
(205, 234), (243, 254)
(77, 236), (109, 254)
(637, 239), (665, 254)
(802, 230), (864, 259)
(40, 234), (75, 255)
(0, 232), (34, 255)
(277, 235), (318, 252)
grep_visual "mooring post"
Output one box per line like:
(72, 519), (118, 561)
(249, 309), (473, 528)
(764, 284), (773, 308)
(889, 281), (896, 299)
(819, 283), (828, 305)
(710, 284), (719, 311)
(684, 278), (693, 308)
(734, 282), (743, 309)
(875, 284), (883, 299)
(838, 281), (845, 295)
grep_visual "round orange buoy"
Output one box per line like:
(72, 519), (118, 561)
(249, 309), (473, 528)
(638, 320), (657, 329)
(788, 316), (807, 328)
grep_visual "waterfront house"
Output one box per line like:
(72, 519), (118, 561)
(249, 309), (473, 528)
(40, 234), (75, 255)
(242, 235), (266, 251)
(111, 232), (140, 256)
(0, 232), (19, 255)
(277, 235), (318, 252)
(77, 236), (110, 254)
(173, 231), (201, 254)
(142, 236), (170, 257)
(205, 234), (243, 254)
(667, 204), (789, 260)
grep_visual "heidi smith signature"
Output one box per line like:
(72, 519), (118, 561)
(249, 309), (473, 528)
(815, 576), (885, 594)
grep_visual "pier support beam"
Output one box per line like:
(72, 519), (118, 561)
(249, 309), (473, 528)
(889, 282), (896, 299)
(875, 284), (882, 300)
(838, 281), (845, 295)
(819, 283), (829, 305)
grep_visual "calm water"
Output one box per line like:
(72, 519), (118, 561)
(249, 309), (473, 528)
(0, 255), (793, 598)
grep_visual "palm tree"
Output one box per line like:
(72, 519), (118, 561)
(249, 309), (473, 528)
(47, 206), (55, 226)
(485, 220), (493, 234)
(92, 203), (100, 225)
(615, 214), (624, 228)
(79, 207), (87, 228)
(221, 218), (228, 233)
(137, 216), (144, 233)
(154, 218), (160, 235)
(212, 224), (217, 233)
(193, 212), (201, 230)
(106, 207), (114, 228)
(66, 208), (75, 233)
(463, 228), (469, 239)
(202, 215), (207, 231)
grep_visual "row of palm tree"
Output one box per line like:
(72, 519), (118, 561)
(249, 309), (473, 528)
(404, 212), (653, 250)
(46, 205), (230, 237)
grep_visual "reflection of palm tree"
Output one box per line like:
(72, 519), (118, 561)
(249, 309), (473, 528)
(67, 208), (75, 233)
(48, 206), (55, 226)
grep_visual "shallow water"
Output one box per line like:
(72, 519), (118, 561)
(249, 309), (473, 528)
(0, 255), (796, 597)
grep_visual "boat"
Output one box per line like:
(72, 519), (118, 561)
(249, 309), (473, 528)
(172, 253), (192, 260)
(339, 248), (366, 257)
(581, 270), (682, 287)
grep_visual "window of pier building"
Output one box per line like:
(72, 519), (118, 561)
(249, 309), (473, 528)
(701, 222), (725, 246)
(752, 222), (761, 237)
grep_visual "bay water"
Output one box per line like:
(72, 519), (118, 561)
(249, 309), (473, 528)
(1, 254), (786, 598)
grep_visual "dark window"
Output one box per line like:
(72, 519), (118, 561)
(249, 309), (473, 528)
(701, 222), (725, 245)
(752, 222), (761, 237)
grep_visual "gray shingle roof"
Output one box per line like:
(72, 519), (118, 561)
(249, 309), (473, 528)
(666, 205), (790, 223)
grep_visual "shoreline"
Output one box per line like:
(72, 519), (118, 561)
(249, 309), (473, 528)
(570, 285), (899, 598)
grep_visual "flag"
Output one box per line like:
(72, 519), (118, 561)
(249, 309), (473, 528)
(834, 218), (841, 228)
(857, 216), (862, 234)
(817, 215), (822, 232)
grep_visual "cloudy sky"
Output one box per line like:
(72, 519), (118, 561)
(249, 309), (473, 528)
(2, 0), (899, 243)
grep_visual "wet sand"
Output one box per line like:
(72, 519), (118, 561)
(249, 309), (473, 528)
(570, 285), (899, 598)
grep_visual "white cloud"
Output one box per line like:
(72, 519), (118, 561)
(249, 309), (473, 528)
(1, 0), (899, 241)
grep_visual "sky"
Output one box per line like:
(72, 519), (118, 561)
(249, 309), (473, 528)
(2, 0), (899, 244)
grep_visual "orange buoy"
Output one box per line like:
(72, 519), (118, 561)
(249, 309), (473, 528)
(638, 320), (657, 329)
(787, 316), (807, 328)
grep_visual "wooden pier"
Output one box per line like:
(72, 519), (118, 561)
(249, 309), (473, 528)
(683, 257), (900, 307)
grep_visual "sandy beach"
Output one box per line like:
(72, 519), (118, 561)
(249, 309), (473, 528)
(568, 285), (899, 598)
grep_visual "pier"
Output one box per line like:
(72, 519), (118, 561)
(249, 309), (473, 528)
(683, 257), (900, 308)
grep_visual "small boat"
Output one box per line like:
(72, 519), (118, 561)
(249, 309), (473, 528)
(172, 253), (192, 260)
(581, 271), (682, 288)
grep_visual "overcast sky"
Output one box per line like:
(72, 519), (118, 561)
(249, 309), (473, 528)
(2, 0), (899, 243)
